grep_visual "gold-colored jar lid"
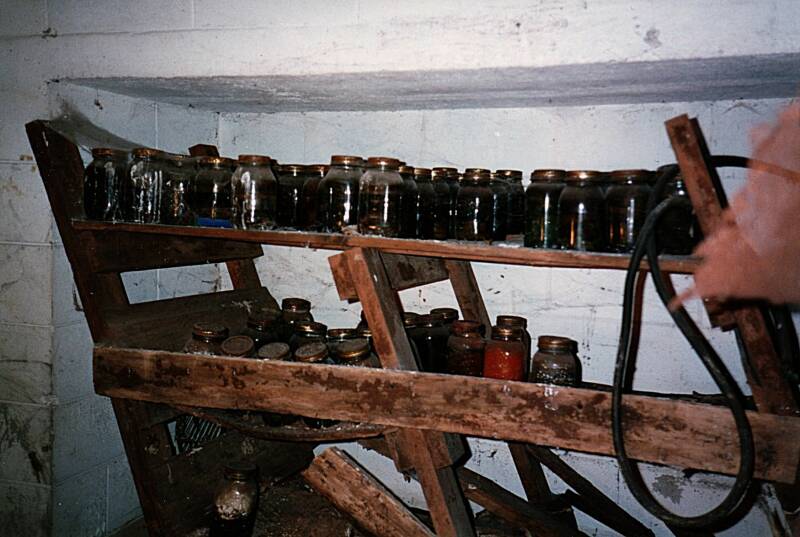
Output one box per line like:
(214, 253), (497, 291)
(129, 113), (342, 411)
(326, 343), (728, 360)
(238, 154), (272, 165)
(537, 335), (577, 352)
(530, 169), (567, 182)
(220, 335), (255, 357)
(330, 155), (365, 167)
(192, 322), (229, 341)
(294, 342), (329, 363)
(282, 297), (311, 313)
(92, 147), (128, 159)
(257, 342), (291, 361)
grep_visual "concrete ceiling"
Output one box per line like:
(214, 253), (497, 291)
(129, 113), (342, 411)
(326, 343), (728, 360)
(67, 53), (800, 113)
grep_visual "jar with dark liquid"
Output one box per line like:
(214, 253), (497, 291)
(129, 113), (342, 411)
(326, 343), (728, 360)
(524, 169), (566, 248)
(445, 320), (486, 376)
(430, 307), (459, 327)
(183, 322), (230, 355)
(484, 325), (526, 381)
(430, 168), (454, 240)
(454, 169), (494, 241)
(409, 313), (450, 372)
(161, 154), (196, 226)
(410, 167), (437, 239)
(242, 309), (281, 350)
(192, 156), (235, 228)
(317, 155), (364, 232)
(84, 147), (128, 221)
(656, 165), (699, 255)
(231, 154), (277, 230)
(606, 169), (653, 253)
(275, 164), (307, 229)
(434, 167), (460, 239)
(530, 335), (581, 386)
(497, 169), (525, 236)
(358, 157), (403, 236)
(211, 462), (259, 537)
(123, 147), (166, 223)
(558, 170), (607, 252)
(398, 165), (420, 238)
(290, 321), (328, 352)
(496, 315), (531, 375)
(489, 172), (510, 240)
(277, 297), (313, 343)
(300, 164), (328, 230)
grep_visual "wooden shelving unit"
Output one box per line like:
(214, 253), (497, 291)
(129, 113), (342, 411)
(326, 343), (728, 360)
(26, 115), (800, 537)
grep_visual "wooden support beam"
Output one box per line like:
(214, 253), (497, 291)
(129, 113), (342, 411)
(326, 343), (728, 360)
(528, 446), (654, 537)
(303, 448), (435, 537)
(331, 252), (450, 301)
(335, 247), (475, 536)
(94, 347), (800, 483)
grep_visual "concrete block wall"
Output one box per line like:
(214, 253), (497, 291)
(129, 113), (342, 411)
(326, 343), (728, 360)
(1, 1), (798, 535)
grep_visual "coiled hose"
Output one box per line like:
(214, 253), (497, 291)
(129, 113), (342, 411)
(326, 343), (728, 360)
(612, 164), (755, 529)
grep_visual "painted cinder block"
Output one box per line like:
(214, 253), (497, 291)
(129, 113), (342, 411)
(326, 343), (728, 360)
(0, 244), (52, 326)
(106, 455), (143, 531)
(0, 481), (51, 537)
(52, 463), (107, 537)
(52, 320), (93, 404)
(0, 402), (52, 485)
(0, 162), (53, 244)
(47, 0), (192, 35)
(155, 101), (219, 155)
(0, 323), (53, 405)
(0, 0), (47, 38)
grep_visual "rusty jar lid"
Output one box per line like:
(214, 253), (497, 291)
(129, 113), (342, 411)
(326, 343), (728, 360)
(294, 321), (328, 336)
(496, 315), (527, 329)
(224, 461), (258, 481)
(366, 156), (401, 170)
(403, 312), (421, 328)
(330, 155), (365, 167)
(282, 297), (311, 313)
(327, 328), (358, 341)
(192, 322), (229, 341)
(496, 169), (523, 181)
(334, 338), (371, 363)
(220, 335), (255, 357)
(610, 169), (653, 184)
(565, 170), (602, 184)
(451, 320), (483, 337)
(531, 169), (566, 182)
(491, 325), (524, 341)
(430, 307), (459, 323)
(257, 342), (291, 361)
(247, 309), (280, 330)
(294, 342), (329, 363)
(237, 154), (272, 165)
(537, 335), (578, 352)
(92, 147), (128, 159)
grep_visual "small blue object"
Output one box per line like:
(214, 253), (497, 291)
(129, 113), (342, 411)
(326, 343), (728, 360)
(197, 217), (233, 228)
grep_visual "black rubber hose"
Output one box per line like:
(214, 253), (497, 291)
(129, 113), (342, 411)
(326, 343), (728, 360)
(612, 167), (755, 529)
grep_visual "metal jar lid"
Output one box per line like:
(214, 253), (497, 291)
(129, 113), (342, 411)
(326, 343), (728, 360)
(237, 154), (272, 165)
(192, 322), (229, 341)
(366, 156), (401, 170)
(403, 312), (421, 328)
(491, 325), (524, 340)
(327, 328), (358, 341)
(496, 169), (523, 181)
(294, 321), (328, 336)
(609, 169), (653, 184)
(92, 147), (128, 159)
(530, 169), (567, 183)
(294, 342), (329, 363)
(223, 461), (258, 481)
(246, 309), (280, 330)
(330, 155), (365, 167)
(565, 170), (602, 184)
(334, 338), (371, 363)
(257, 342), (291, 361)
(537, 335), (578, 352)
(496, 315), (527, 329)
(281, 297), (311, 313)
(430, 307), (459, 323)
(451, 320), (483, 337)
(220, 335), (255, 357)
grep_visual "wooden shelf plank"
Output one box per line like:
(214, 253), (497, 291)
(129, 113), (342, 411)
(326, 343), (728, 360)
(94, 347), (800, 483)
(71, 219), (700, 273)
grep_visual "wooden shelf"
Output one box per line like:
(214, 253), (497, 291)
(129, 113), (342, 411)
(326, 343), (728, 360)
(71, 219), (700, 274)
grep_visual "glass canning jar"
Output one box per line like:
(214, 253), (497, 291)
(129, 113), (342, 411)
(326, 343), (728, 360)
(436, 167), (460, 238)
(524, 169), (566, 248)
(183, 322), (230, 355)
(410, 167), (437, 240)
(242, 309), (281, 350)
(84, 147), (128, 221)
(497, 169), (525, 236)
(317, 155), (364, 232)
(277, 297), (313, 343)
(300, 164), (328, 230)
(454, 169), (493, 241)
(290, 321), (328, 352)
(398, 165), (420, 238)
(496, 315), (531, 375)
(123, 147), (167, 223)
(161, 154), (196, 226)
(192, 156), (235, 227)
(606, 169), (653, 253)
(430, 167), (454, 240)
(256, 341), (291, 361)
(275, 164), (307, 229)
(430, 307), (459, 327)
(358, 157), (404, 236)
(231, 154), (277, 230)
(408, 313), (449, 373)
(656, 165), (699, 255)
(220, 335), (255, 358)
(484, 325), (527, 381)
(332, 338), (377, 368)
(558, 170), (607, 252)
(489, 172), (510, 240)
(445, 320), (486, 376)
(530, 335), (581, 386)
(211, 462), (259, 537)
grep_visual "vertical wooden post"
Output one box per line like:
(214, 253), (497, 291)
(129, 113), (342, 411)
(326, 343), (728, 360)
(336, 248), (475, 537)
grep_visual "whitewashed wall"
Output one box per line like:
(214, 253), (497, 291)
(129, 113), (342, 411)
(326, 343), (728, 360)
(1, 1), (798, 535)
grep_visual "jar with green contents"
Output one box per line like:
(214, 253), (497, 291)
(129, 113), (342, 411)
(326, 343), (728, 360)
(275, 164), (307, 229)
(656, 164), (699, 255)
(411, 167), (437, 239)
(317, 155), (364, 232)
(488, 172), (510, 240)
(530, 335), (581, 386)
(497, 169), (525, 236)
(192, 156), (235, 228)
(231, 154), (277, 230)
(84, 147), (128, 221)
(606, 169), (653, 253)
(300, 164), (328, 230)
(430, 167), (453, 240)
(454, 169), (493, 241)
(124, 147), (167, 224)
(524, 169), (566, 248)
(445, 320), (485, 376)
(399, 165), (420, 238)
(558, 170), (607, 252)
(358, 157), (403, 236)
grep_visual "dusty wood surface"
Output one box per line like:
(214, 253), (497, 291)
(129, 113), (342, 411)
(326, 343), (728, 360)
(338, 248), (475, 536)
(94, 346), (800, 483)
(72, 219), (700, 273)
(303, 448), (435, 537)
(332, 252), (450, 301)
(174, 405), (386, 442)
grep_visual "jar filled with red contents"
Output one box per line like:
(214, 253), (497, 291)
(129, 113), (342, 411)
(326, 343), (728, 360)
(445, 320), (485, 376)
(484, 325), (526, 381)
(495, 315), (531, 375)
(530, 335), (581, 386)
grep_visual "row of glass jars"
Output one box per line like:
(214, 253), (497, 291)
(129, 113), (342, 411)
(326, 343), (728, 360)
(84, 148), (696, 253)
